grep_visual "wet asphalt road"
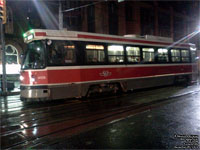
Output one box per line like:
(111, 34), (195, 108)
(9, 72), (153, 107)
(46, 90), (200, 149)
(1, 83), (200, 149)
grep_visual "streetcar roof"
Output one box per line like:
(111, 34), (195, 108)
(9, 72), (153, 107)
(23, 29), (195, 49)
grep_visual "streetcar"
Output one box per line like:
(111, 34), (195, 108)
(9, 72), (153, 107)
(20, 29), (198, 101)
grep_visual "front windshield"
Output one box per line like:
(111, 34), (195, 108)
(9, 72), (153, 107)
(22, 41), (46, 70)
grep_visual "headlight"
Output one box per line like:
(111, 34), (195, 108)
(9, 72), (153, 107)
(30, 76), (35, 82)
(19, 75), (24, 81)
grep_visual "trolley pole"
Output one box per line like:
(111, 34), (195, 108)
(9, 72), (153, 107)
(0, 19), (7, 95)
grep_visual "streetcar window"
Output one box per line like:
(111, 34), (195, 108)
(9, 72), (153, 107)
(48, 41), (76, 65)
(63, 45), (76, 63)
(22, 41), (45, 69)
(85, 44), (105, 63)
(108, 45), (124, 63)
(126, 46), (140, 63)
(158, 48), (169, 62)
(142, 48), (155, 62)
(171, 49), (180, 62)
(181, 50), (190, 62)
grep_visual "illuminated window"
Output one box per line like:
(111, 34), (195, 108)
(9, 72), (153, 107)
(5, 45), (19, 64)
(126, 46), (140, 63)
(48, 41), (76, 65)
(85, 45), (105, 63)
(63, 45), (76, 63)
(181, 50), (190, 62)
(86, 45), (104, 50)
(108, 45), (124, 63)
(64, 45), (75, 49)
(171, 49), (180, 62)
(142, 48), (155, 62)
(158, 48), (169, 62)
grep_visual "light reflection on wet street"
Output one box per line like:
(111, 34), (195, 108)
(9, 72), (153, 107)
(0, 84), (200, 149)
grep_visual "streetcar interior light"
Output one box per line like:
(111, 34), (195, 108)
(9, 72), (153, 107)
(108, 45), (124, 51)
(64, 45), (75, 49)
(86, 45), (104, 50)
(158, 49), (168, 53)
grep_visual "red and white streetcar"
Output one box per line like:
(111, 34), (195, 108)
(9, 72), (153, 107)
(20, 29), (198, 101)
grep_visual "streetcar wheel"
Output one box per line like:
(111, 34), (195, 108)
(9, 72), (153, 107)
(113, 83), (122, 95)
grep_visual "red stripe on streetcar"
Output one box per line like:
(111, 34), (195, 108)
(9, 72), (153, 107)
(35, 32), (47, 36)
(21, 65), (192, 85)
(78, 34), (189, 47)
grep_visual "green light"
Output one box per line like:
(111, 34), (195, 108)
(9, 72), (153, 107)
(30, 29), (34, 33)
(23, 33), (27, 38)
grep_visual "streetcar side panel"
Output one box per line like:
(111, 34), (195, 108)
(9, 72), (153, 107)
(20, 29), (197, 101)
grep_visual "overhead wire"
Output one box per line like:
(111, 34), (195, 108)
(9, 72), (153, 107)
(62, 1), (103, 13)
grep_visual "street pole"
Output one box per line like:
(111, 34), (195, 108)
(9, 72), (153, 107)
(59, 1), (63, 30)
(198, 1), (200, 79)
(0, 19), (7, 95)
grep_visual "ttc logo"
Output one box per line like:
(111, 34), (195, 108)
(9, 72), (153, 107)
(99, 70), (112, 77)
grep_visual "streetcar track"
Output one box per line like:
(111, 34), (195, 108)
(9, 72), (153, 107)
(0, 99), (79, 114)
(0, 93), (127, 123)
(0, 86), (193, 130)
(3, 102), (142, 149)
(2, 89), (200, 149)
(0, 99), (82, 119)
(0, 88), (193, 130)
(1, 95), (132, 136)
(0, 85), (175, 113)
(0, 94), (125, 126)
(28, 90), (200, 149)
(1, 85), (199, 149)
(0, 94), (120, 117)
(0, 85), (185, 116)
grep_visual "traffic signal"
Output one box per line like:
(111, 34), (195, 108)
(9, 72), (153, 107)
(0, 0), (6, 24)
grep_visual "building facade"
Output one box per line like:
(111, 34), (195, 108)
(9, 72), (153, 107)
(3, 1), (200, 63)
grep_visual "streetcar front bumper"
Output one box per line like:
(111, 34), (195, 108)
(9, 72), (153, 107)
(20, 86), (50, 101)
